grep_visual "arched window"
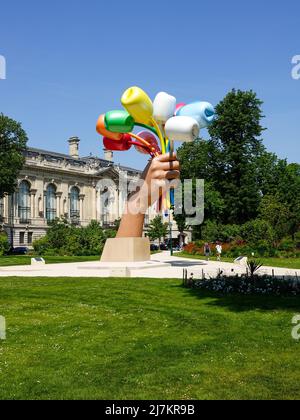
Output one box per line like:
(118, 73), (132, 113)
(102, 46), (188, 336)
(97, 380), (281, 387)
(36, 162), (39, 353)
(46, 184), (56, 222)
(18, 181), (31, 223)
(70, 187), (80, 224)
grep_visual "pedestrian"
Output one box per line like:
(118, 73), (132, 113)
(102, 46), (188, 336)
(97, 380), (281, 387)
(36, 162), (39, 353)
(216, 242), (223, 261)
(204, 243), (211, 261)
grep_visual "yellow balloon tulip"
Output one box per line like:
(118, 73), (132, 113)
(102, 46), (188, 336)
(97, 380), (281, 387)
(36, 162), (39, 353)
(121, 86), (153, 125)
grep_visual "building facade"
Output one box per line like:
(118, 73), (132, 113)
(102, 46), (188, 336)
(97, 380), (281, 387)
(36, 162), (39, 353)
(0, 137), (187, 248)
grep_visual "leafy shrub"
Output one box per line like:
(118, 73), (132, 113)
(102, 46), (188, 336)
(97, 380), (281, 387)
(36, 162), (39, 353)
(295, 231), (300, 249)
(247, 259), (263, 277)
(32, 236), (51, 255)
(201, 221), (241, 243)
(220, 225), (241, 242)
(183, 243), (203, 255)
(201, 221), (219, 242)
(33, 218), (116, 256)
(241, 219), (275, 246)
(0, 232), (9, 256)
(278, 237), (296, 252)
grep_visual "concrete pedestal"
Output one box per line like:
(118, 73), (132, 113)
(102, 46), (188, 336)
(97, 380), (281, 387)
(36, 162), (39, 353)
(101, 237), (151, 263)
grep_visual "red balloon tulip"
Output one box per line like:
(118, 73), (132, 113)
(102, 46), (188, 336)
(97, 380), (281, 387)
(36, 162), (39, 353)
(135, 131), (160, 155)
(103, 134), (132, 151)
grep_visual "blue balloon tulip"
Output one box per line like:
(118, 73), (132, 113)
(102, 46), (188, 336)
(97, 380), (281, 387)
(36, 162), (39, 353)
(177, 101), (215, 129)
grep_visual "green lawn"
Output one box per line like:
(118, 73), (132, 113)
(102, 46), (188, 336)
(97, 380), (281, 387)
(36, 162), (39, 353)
(0, 277), (299, 400)
(0, 252), (161, 267)
(176, 252), (300, 270)
(0, 255), (100, 267)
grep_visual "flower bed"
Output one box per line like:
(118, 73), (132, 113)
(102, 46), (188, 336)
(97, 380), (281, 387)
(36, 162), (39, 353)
(184, 274), (300, 296)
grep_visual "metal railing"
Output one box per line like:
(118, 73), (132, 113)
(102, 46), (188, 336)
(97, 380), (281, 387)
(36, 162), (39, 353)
(70, 210), (80, 225)
(18, 206), (31, 224)
(46, 209), (57, 224)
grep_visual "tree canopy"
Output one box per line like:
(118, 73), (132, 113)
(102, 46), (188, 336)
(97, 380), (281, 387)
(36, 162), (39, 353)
(177, 89), (300, 243)
(0, 114), (28, 198)
(146, 216), (168, 243)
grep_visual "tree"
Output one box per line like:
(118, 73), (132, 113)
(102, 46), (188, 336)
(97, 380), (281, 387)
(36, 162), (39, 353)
(259, 195), (292, 242)
(0, 232), (9, 256)
(176, 89), (299, 244)
(241, 219), (275, 246)
(276, 163), (300, 238)
(208, 89), (266, 224)
(176, 139), (225, 240)
(173, 212), (187, 237)
(0, 114), (28, 198)
(146, 216), (168, 243)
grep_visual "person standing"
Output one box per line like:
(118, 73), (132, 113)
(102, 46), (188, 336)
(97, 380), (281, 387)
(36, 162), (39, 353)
(216, 242), (223, 261)
(204, 243), (211, 261)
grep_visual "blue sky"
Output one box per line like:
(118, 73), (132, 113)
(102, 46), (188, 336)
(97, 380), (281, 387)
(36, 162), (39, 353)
(0, 0), (299, 169)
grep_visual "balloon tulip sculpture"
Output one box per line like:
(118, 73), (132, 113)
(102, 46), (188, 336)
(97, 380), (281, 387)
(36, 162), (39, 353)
(96, 87), (215, 208)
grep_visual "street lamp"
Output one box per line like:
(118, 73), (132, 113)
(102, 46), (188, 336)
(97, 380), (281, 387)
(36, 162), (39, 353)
(168, 210), (173, 257)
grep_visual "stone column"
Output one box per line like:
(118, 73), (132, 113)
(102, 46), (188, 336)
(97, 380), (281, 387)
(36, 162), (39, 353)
(3, 195), (8, 219)
(79, 194), (85, 222)
(37, 196), (41, 218)
(92, 186), (97, 220)
(44, 192), (47, 220)
(30, 189), (37, 219)
(14, 191), (19, 218)
(116, 189), (120, 220)
(56, 193), (62, 218)
(95, 189), (99, 221)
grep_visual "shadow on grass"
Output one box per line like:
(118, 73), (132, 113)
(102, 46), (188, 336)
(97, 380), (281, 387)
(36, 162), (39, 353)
(177, 284), (300, 312)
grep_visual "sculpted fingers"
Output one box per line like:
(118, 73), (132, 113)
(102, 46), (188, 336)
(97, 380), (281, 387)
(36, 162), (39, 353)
(165, 170), (180, 180)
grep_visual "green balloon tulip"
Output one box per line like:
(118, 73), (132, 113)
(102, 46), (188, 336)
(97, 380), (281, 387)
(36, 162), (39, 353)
(105, 110), (135, 133)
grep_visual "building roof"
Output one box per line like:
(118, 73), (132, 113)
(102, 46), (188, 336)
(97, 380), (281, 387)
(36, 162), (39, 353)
(25, 147), (141, 175)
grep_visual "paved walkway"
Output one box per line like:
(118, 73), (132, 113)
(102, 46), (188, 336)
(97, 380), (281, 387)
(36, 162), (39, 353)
(0, 252), (299, 279)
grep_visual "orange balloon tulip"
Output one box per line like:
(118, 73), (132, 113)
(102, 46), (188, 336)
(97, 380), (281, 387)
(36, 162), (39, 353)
(96, 114), (123, 141)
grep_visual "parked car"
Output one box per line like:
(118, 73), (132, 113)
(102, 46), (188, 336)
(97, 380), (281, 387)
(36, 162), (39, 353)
(150, 244), (159, 252)
(10, 247), (29, 255)
(159, 243), (168, 251)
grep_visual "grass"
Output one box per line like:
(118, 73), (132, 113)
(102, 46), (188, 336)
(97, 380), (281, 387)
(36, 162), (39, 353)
(0, 276), (299, 400)
(176, 252), (300, 270)
(0, 255), (100, 267)
(0, 252), (162, 267)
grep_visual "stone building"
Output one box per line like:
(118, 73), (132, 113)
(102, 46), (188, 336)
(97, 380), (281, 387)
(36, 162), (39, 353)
(0, 137), (189, 248)
(0, 138), (141, 247)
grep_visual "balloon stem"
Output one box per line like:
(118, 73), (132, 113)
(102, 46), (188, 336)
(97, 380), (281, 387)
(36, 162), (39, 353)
(151, 119), (166, 154)
(129, 141), (155, 157)
(135, 123), (158, 137)
(129, 132), (151, 148)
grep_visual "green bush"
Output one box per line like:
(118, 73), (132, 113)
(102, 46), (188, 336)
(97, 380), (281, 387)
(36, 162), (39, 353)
(201, 221), (241, 243)
(33, 236), (51, 255)
(0, 232), (9, 256)
(33, 218), (117, 256)
(295, 231), (300, 248)
(241, 219), (275, 246)
(278, 237), (296, 252)
(220, 225), (241, 242)
(201, 221), (219, 242)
